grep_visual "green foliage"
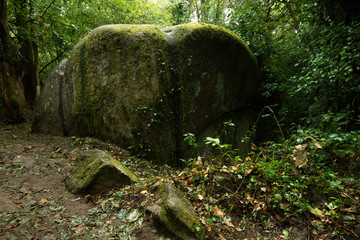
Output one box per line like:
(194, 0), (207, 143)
(288, 22), (360, 119)
(184, 133), (198, 150)
(184, 114), (359, 237)
(227, 0), (360, 129)
(167, 0), (192, 24)
(7, 0), (173, 84)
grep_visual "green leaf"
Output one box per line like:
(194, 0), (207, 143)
(274, 194), (282, 201)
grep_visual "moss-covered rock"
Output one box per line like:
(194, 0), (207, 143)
(32, 59), (73, 135)
(65, 149), (138, 193)
(163, 23), (260, 158)
(146, 183), (201, 239)
(32, 23), (260, 165)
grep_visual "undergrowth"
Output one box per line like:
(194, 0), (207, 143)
(179, 109), (360, 239)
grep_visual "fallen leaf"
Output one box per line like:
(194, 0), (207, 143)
(36, 226), (48, 232)
(140, 190), (148, 194)
(100, 200), (106, 206)
(39, 199), (48, 203)
(251, 143), (259, 152)
(124, 185), (131, 190)
(219, 233), (225, 239)
(230, 166), (238, 171)
(214, 205), (225, 218)
(178, 171), (187, 177)
(224, 221), (235, 228)
(311, 220), (319, 228)
(198, 195), (204, 200)
(292, 143), (309, 168)
(54, 212), (61, 218)
(304, 136), (323, 149)
(76, 225), (85, 232)
(84, 195), (95, 202)
(315, 233), (329, 240)
(244, 169), (252, 175)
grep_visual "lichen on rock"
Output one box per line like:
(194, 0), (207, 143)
(65, 149), (138, 193)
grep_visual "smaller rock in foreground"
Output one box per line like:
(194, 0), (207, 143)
(65, 149), (138, 193)
(146, 183), (202, 240)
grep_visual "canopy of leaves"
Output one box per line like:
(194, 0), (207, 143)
(6, 0), (172, 83)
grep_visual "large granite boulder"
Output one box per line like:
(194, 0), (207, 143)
(32, 23), (260, 165)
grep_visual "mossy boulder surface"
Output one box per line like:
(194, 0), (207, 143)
(146, 183), (201, 239)
(65, 149), (138, 193)
(163, 23), (260, 156)
(32, 23), (260, 164)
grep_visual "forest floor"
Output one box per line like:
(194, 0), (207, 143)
(0, 123), (353, 240)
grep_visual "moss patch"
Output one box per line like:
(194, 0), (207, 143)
(149, 183), (201, 239)
(65, 149), (138, 194)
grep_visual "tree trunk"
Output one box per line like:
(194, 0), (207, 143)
(15, 0), (39, 106)
(0, 0), (32, 122)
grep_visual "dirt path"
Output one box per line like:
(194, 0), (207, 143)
(0, 124), (175, 240)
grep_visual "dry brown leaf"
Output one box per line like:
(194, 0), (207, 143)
(36, 226), (48, 232)
(76, 225), (85, 232)
(251, 143), (259, 152)
(124, 185), (131, 190)
(292, 143), (309, 168)
(315, 233), (329, 240)
(244, 169), (252, 175)
(304, 136), (323, 149)
(224, 221), (235, 228)
(230, 166), (238, 171)
(39, 199), (48, 203)
(178, 171), (187, 177)
(214, 205), (225, 218)
(194, 156), (204, 170)
(198, 195), (204, 200)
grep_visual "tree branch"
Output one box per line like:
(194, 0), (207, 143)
(40, 0), (57, 19)
(39, 50), (66, 74)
